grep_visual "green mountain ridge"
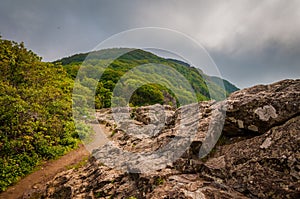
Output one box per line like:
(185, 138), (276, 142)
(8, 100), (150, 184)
(56, 48), (239, 108)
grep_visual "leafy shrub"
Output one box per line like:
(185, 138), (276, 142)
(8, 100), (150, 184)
(0, 37), (84, 191)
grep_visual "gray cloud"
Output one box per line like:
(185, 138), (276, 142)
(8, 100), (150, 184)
(0, 0), (299, 88)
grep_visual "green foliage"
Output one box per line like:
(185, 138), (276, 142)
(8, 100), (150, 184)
(110, 129), (117, 137)
(60, 48), (238, 109)
(65, 156), (89, 170)
(155, 177), (164, 185)
(0, 38), (83, 191)
(127, 197), (138, 199)
(130, 84), (165, 106)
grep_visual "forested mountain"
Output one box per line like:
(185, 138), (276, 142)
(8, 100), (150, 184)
(56, 48), (239, 108)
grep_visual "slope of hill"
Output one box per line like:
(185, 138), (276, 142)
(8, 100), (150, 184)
(56, 48), (239, 108)
(0, 38), (90, 191)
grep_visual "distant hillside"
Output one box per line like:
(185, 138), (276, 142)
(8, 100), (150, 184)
(56, 48), (239, 108)
(209, 76), (239, 94)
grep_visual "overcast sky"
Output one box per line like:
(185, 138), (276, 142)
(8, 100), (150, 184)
(1, 0), (299, 88)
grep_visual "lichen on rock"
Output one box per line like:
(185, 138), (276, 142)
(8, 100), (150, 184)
(254, 105), (278, 121)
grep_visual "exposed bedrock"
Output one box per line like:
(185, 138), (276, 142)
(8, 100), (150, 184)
(41, 79), (300, 199)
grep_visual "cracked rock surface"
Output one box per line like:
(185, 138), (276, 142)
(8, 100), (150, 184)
(41, 79), (300, 199)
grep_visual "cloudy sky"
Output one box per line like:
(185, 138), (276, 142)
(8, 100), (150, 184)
(1, 0), (299, 88)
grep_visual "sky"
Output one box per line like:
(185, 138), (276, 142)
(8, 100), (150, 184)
(0, 0), (299, 88)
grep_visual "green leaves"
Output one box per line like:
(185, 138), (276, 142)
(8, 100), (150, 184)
(0, 38), (80, 191)
(130, 84), (165, 106)
(61, 49), (238, 109)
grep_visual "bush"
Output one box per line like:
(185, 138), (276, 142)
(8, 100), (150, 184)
(0, 38), (84, 191)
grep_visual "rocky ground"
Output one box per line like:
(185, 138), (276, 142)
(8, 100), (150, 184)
(41, 79), (300, 199)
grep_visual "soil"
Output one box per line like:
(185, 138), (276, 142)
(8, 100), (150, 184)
(0, 144), (90, 199)
(0, 124), (112, 199)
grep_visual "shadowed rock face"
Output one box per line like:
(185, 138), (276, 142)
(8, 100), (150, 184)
(222, 116), (300, 198)
(41, 79), (299, 199)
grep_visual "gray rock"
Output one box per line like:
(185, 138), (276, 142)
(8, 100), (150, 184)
(42, 79), (300, 199)
(224, 79), (300, 136)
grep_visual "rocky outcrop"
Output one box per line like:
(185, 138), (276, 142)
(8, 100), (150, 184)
(224, 79), (300, 136)
(220, 116), (300, 198)
(41, 79), (300, 199)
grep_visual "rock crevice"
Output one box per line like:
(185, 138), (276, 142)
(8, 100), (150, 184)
(41, 79), (300, 199)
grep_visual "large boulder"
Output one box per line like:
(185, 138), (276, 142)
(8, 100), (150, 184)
(224, 79), (300, 136)
(202, 116), (300, 198)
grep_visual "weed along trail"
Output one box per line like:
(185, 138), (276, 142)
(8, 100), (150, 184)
(0, 123), (112, 199)
(0, 144), (90, 199)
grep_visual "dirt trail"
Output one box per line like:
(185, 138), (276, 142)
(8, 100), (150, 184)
(0, 124), (111, 199)
(0, 144), (90, 199)
(0, 124), (112, 199)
